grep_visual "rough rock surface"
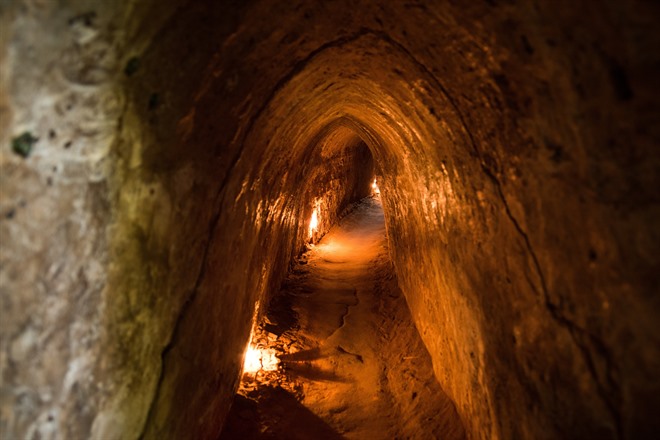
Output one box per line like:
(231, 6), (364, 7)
(1, 1), (658, 439)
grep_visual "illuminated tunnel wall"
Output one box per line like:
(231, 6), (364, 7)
(1, 1), (658, 439)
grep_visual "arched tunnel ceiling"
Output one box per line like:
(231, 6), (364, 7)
(1, 1), (658, 439)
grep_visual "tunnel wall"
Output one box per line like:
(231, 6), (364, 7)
(0, 2), (130, 438)
(1, 1), (659, 439)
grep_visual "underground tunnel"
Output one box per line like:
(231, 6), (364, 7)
(1, 1), (659, 439)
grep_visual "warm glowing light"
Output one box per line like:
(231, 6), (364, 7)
(372, 178), (380, 195)
(244, 347), (262, 373)
(308, 207), (319, 238)
(310, 210), (318, 229)
(243, 346), (279, 374)
(261, 348), (279, 371)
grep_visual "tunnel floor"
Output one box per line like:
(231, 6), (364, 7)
(219, 197), (465, 439)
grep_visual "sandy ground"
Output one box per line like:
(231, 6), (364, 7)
(220, 197), (465, 439)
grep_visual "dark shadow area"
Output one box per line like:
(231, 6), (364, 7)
(283, 362), (351, 383)
(219, 387), (346, 440)
(278, 347), (326, 362)
(262, 293), (299, 337)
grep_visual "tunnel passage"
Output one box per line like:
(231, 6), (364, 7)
(1, 1), (659, 440)
(220, 195), (467, 439)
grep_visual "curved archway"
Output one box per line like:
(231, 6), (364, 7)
(228, 33), (498, 436)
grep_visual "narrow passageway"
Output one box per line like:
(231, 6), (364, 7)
(220, 197), (465, 439)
